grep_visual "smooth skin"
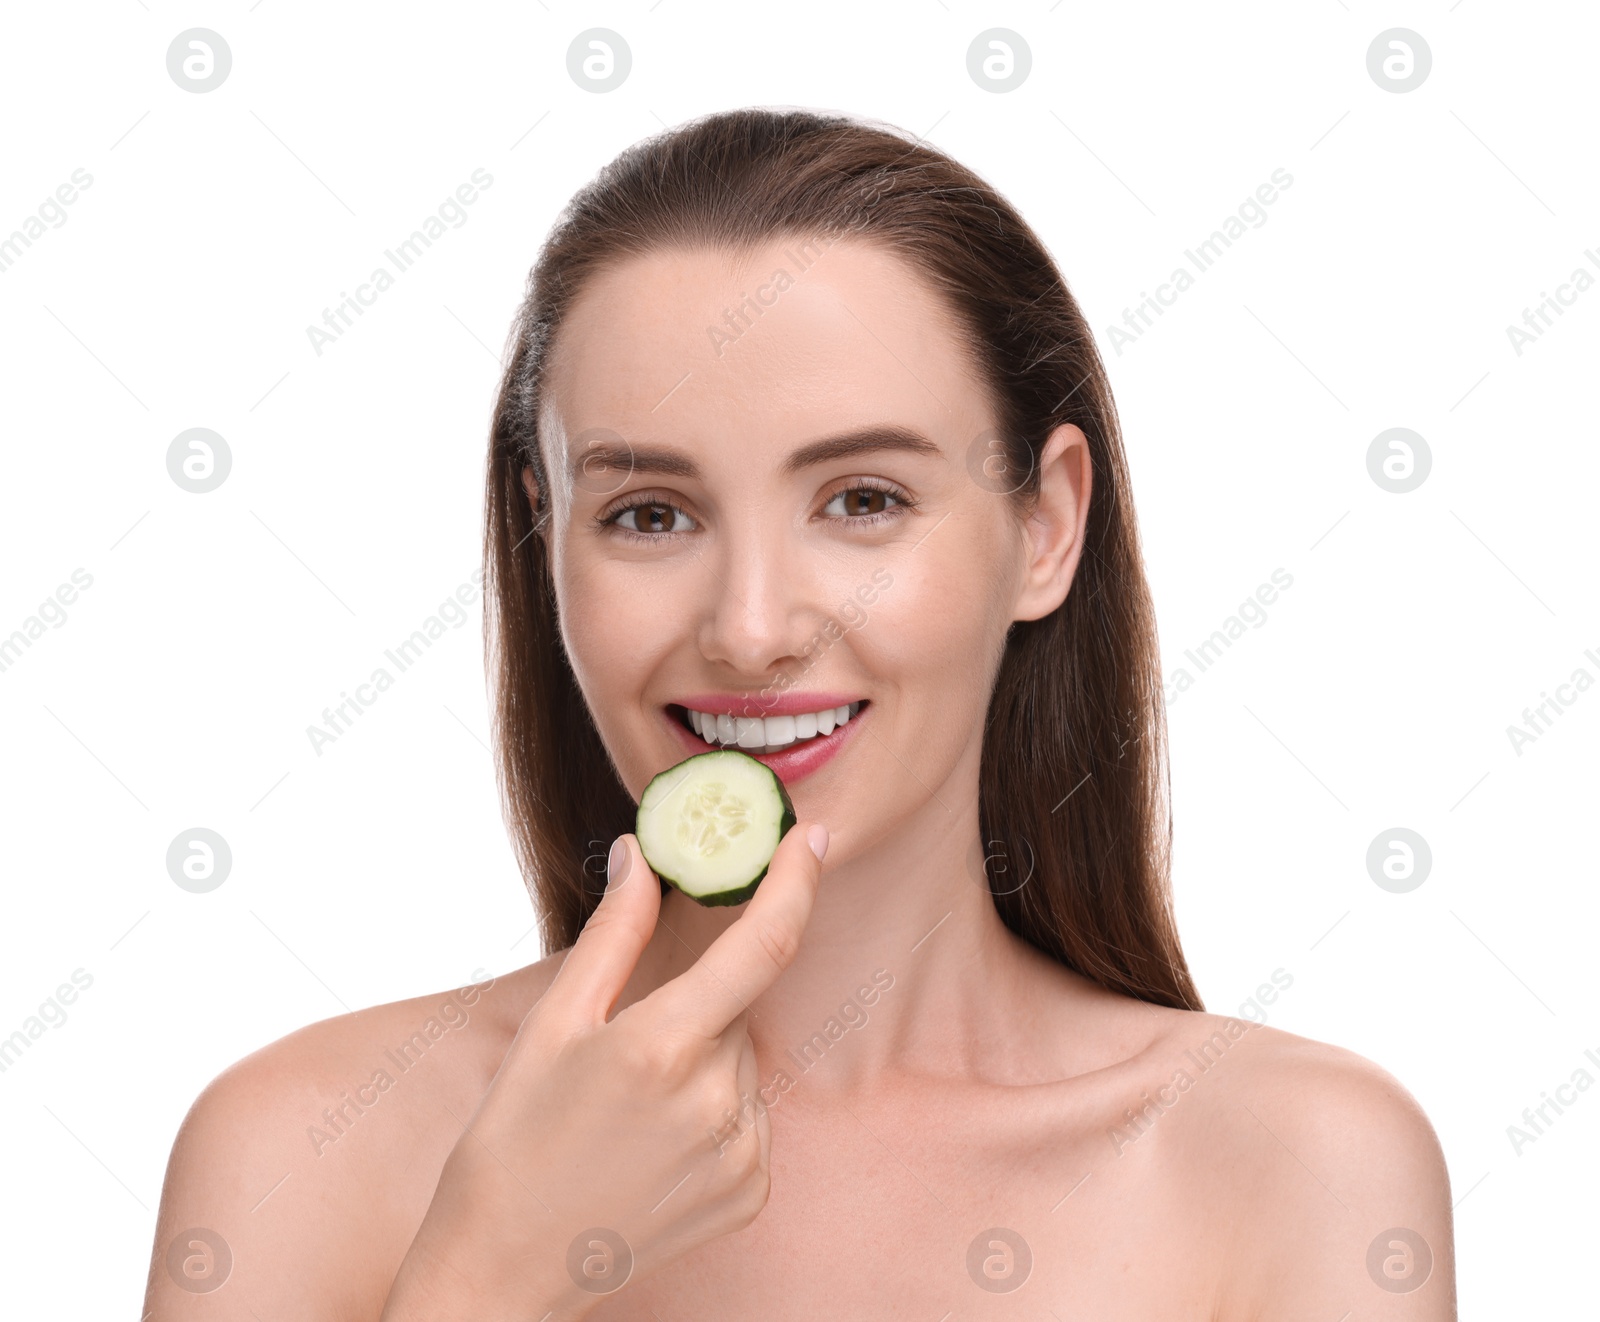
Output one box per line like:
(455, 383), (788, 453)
(144, 236), (1456, 1319)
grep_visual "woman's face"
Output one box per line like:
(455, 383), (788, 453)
(529, 235), (1087, 862)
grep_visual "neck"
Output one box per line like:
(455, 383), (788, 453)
(627, 779), (1049, 1096)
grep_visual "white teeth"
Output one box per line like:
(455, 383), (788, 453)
(685, 702), (864, 753)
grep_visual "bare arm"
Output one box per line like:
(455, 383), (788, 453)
(1226, 1037), (1457, 1320)
(142, 1045), (375, 1317)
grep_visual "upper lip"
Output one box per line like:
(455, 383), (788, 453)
(670, 691), (867, 718)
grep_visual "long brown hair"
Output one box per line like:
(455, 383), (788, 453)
(483, 108), (1201, 1011)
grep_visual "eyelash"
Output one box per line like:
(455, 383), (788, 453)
(598, 479), (916, 543)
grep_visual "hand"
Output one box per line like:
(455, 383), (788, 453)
(382, 820), (829, 1319)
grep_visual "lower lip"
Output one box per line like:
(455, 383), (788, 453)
(666, 705), (869, 787)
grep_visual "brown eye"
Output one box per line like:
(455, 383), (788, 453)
(849, 489), (885, 515)
(825, 480), (902, 518)
(613, 502), (696, 534)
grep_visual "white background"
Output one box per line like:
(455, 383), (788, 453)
(1, 1), (1595, 1314)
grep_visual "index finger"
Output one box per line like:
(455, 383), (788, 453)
(648, 820), (827, 1039)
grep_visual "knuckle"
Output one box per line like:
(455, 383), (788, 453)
(751, 917), (799, 971)
(619, 1028), (675, 1079)
(737, 1160), (772, 1212)
(732, 1129), (765, 1178)
(621, 1022), (705, 1087)
(581, 900), (648, 947)
(698, 1073), (741, 1124)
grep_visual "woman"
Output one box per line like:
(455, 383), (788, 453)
(145, 108), (1455, 1318)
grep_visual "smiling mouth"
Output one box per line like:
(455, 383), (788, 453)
(672, 701), (866, 755)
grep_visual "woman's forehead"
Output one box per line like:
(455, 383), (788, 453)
(543, 238), (988, 464)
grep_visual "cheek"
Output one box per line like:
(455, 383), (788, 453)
(857, 536), (1015, 724)
(553, 555), (673, 721)
(812, 537), (1014, 847)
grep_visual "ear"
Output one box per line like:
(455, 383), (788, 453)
(1012, 423), (1092, 623)
(520, 465), (542, 517)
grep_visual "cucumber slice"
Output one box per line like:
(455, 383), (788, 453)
(636, 749), (797, 906)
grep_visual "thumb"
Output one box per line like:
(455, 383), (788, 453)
(669, 820), (830, 1035)
(544, 833), (661, 1028)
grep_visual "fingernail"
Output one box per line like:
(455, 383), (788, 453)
(806, 824), (829, 862)
(606, 837), (627, 890)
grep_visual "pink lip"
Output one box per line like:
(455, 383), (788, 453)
(672, 691), (865, 719)
(664, 701), (869, 787)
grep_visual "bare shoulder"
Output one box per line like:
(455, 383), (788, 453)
(143, 956), (564, 1317)
(1205, 1018), (1450, 1204)
(1120, 1005), (1447, 1164)
(1130, 1008), (1456, 1316)
(1217, 1019), (1441, 1143)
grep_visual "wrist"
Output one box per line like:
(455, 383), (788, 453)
(384, 1186), (593, 1321)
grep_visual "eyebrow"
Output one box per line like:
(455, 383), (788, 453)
(565, 425), (943, 484)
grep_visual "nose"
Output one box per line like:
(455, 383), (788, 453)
(694, 517), (815, 680)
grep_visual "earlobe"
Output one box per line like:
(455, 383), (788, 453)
(1013, 424), (1092, 623)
